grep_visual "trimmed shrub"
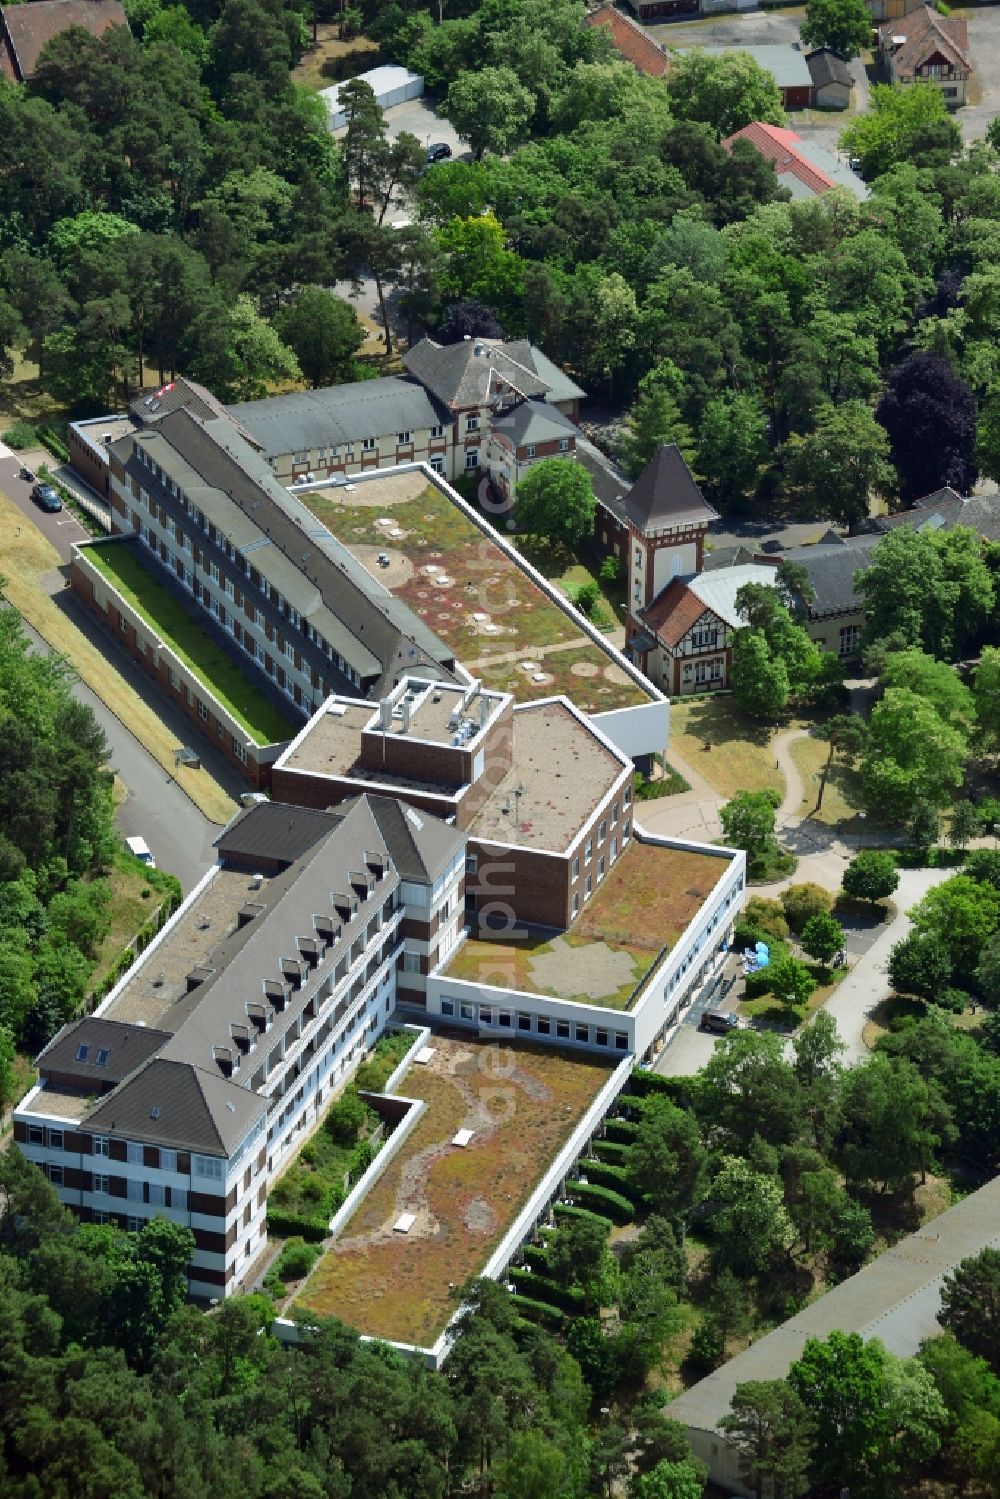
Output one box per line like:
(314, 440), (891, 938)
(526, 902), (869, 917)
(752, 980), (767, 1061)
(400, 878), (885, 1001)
(37, 424), (70, 462)
(569, 1181), (634, 1223)
(511, 1296), (565, 1330)
(781, 882), (834, 933)
(579, 1158), (636, 1199)
(592, 1138), (630, 1164)
(265, 1207), (329, 1241)
(629, 1070), (687, 1102)
(552, 1203), (614, 1234)
(603, 1118), (640, 1144)
(274, 1237), (320, 1282)
(510, 1267), (585, 1313)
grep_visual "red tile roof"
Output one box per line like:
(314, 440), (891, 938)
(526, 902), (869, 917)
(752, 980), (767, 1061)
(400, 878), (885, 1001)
(584, 5), (670, 77)
(0, 0), (127, 80)
(878, 5), (971, 79)
(725, 121), (835, 197)
(640, 579), (711, 649)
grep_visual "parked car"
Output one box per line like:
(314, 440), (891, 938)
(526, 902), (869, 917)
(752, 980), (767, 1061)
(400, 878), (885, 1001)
(125, 835), (156, 869)
(31, 482), (63, 513)
(239, 792), (268, 808)
(699, 1009), (738, 1034)
(426, 142), (452, 163)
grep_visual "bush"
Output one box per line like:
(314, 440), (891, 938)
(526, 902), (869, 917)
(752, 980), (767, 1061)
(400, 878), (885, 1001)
(509, 1267), (585, 1313)
(569, 1181), (635, 1223)
(326, 1089), (369, 1146)
(266, 1207), (329, 1241)
(573, 580), (600, 617)
(592, 1138), (630, 1164)
(603, 1118), (640, 1144)
(937, 986), (972, 1014)
(579, 1158), (635, 1198)
(629, 1069), (688, 1101)
(37, 424), (70, 462)
(552, 1203), (614, 1234)
(600, 555), (620, 582)
(3, 420), (37, 450)
(744, 896), (790, 941)
(781, 882), (834, 933)
(511, 1295), (565, 1330)
(274, 1237), (320, 1282)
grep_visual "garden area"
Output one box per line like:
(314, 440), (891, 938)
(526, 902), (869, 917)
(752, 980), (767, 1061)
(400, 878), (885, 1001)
(293, 1034), (614, 1347)
(444, 841), (729, 1010)
(84, 540), (297, 745)
(265, 1029), (418, 1246)
(297, 478), (648, 713)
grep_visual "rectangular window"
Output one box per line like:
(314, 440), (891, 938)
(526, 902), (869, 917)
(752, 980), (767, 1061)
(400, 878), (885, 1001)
(585, 874), (593, 898)
(558, 438), (569, 452)
(839, 625), (861, 657)
(465, 449), (479, 472)
(440, 997), (455, 1017)
(76, 1044), (90, 1063)
(571, 893), (579, 917)
(118, 611), (128, 632)
(611, 836), (618, 860)
(193, 1154), (224, 1180)
(402, 951), (420, 973)
(362, 437), (377, 451)
(615, 1032), (628, 1051)
(430, 455), (445, 474)
(556, 1019), (570, 1039)
(27, 1124), (45, 1145)
(127, 1215), (143, 1233)
(197, 698), (208, 721)
(572, 857), (580, 880)
(430, 424), (445, 439)
(232, 738), (248, 765)
(517, 1013), (532, 1031)
(94, 1174), (110, 1194)
(585, 839), (593, 860)
(147, 1183), (166, 1207)
(595, 1029), (609, 1047)
(480, 1006), (493, 1026)
(575, 1024), (589, 1044)
(48, 1129), (63, 1150)
(93, 1136), (110, 1157)
(599, 820), (607, 843)
(466, 415), (480, 432)
(92, 1209), (110, 1225)
(127, 1142), (143, 1164)
(525, 443), (536, 459)
(598, 855), (606, 882)
(465, 853), (478, 875)
(498, 1010), (512, 1029)
(536, 1015), (551, 1035)
(397, 431), (411, 445)
(209, 562), (220, 584)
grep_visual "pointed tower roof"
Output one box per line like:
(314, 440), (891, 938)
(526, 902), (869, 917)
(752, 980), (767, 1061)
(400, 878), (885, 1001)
(624, 445), (718, 535)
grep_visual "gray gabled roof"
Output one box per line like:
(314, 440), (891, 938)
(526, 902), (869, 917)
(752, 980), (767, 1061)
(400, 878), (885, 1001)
(778, 534), (882, 616)
(806, 46), (853, 88)
(490, 399), (578, 448)
(340, 793), (464, 883)
(227, 376), (450, 459)
(36, 1016), (172, 1087)
(403, 338), (585, 409)
(214, 803), (343, 866)
(84, 1057), (267, 1156)
(624, 445), (718, 533)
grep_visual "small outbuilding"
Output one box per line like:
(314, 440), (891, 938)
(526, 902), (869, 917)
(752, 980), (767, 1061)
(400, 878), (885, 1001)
(806, 46), (854, 108)
(322, 65), (424, 130)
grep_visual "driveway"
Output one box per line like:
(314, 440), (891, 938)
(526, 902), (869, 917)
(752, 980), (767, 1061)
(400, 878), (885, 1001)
(0, 445), (92, 561)
(332, 93), (469, 161)
(957, 7), (1000, 142)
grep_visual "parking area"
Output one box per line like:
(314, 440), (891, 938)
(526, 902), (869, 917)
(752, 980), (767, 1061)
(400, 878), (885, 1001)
(646, 6), (806, 48)
(332, 93), (469, 160)
(961, 7), (1000, 140)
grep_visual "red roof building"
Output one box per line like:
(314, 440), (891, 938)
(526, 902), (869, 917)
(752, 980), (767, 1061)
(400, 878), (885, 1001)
(584, 4), (671, 76)
(0, 0), (128, 81)
(724, 121), (869, 201)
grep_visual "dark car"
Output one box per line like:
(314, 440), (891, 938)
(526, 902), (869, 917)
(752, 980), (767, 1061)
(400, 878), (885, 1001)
(426, 142), (452, 164)
(31, 482), (63, 513)
(699, 1010), (739, 1035)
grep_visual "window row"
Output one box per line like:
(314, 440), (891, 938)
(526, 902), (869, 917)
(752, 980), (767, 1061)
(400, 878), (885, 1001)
(438, 997), (629, 1050)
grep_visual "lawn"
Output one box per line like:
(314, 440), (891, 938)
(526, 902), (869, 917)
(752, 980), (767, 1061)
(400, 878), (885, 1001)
(668, 698), (785, 798)
(739, 963), (848, 1031)
(790, 734), (865, 828)
(294, 1034), (613, 1347)
(290, 25), (380, 92)
(0, 491), (236, 825)
(85, 541), (296, 745)
(298, 481), (648, 712)
(446, 841), (727, 1009)
(515, 534), (625, 632)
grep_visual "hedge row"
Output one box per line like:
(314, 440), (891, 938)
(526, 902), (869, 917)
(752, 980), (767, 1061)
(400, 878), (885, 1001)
(522, 1243), (551, 1274)
(510, 1267), (585, 1314)
(512, 1296), (565, 1330)
(592, 1138), (631, 1164)
(552, 1203), (614, 1233)
(266, 1207), (329, 1242)
(603, 1117), (640, 1145)
(569, 1181), (635, 1224)
(629, 1070), (687, 1101)
(580, 1158), (636, 1200)
(38, 425), (70, 462)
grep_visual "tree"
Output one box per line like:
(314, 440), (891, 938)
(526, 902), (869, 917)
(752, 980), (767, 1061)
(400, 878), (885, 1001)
(974, 647), (1000, 744)
(876, 351), (978, 504)
(909, 802), (941, 856)
(437, 299), (506, 344)
(0, 1023), (14, 1121)
(719, 789), (781, 875)
(812, 715), (867, 815)
(908, 875), (1000, 988)
(695, 1030), (804, 1151)
(788, 1332), (891, 1494)
(666, 48), (786, 136)
(801, 0), (872, 58)
(618, 389), (696, 481)
(784, 400), (895, 529)
(625, 1100), (706, 1221)
(445, 66), (534, 160)
(697, 389), (768, 506)
(767, 953), (817, 1009)
(732, 631), (790, 721)
(548, 1214), (611, 1314)
(880, 648), (976, 728)
(711, 1155), (795, 1273)
(837, 1052), (953, 1192)
(735, 583), (823, 697)
(436, 211), (525, 325)
(272, 288), (364, 388)
(949, 800), (982, 855)
(629, 1458), (706, 1499)
(720, 1380), (815, 1499)
(840, 80), (961, 180)
(514, 459), (595, 549)
(842, 849), (899, 905)
(940, 1248), (1000, 1372)
(857, 527), (994, 662)
(800, 911), (845, 968)
(860, 688), (967, 820)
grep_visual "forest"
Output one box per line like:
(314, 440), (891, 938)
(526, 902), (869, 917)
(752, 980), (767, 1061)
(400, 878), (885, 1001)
(1, 0), (1000, 523)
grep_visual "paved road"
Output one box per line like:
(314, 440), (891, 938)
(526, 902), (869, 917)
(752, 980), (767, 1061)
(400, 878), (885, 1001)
(0, 444), (92, 560)
(18, 619), (220, 893)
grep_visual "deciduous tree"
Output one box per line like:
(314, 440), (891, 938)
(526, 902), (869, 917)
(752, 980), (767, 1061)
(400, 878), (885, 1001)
(273, 287), (364, 387)
(666, 49), (785, 136)
(514, 459), (595, 549)
(875, 351), (978, 504)
(800, 0), (872, 58)
(842, 849), (899, 905)
(445, 65), (534, 160)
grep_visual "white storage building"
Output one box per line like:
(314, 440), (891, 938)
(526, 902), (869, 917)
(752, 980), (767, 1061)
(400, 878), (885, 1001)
(322, 66), (424, 130)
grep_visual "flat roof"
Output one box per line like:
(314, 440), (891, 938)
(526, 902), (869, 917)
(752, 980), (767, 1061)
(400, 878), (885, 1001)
(471, 700), (627, 852)
(679, 43), (813, 87)
(669, 1172), (1000, 1435)
(293, 1032), (613, 1346)
(444, 838), (729, 1009)
(21, 1086), (95, 1121)
(292, 471), (652, 715)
